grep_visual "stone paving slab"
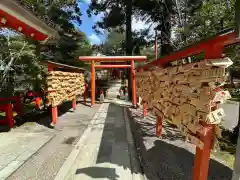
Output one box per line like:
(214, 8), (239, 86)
(7, 103), (100, 180)
(128, 107), (233, 180)
(0, 126), (55, 180)
(56, 102), (144, 180)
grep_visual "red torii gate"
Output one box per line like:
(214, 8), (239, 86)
(136, 28), (240, 180)
(79, 56), (147, 107)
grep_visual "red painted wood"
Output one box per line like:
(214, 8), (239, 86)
(35, 97), (41, 109)
(0, 9), (48, 41)
(193, 124), (214, 180)
(95, 65), (131, 68)
(72, 96), (76, 110)
(6, 103), (14, 128)
(156, 115), (162, 137)
(48, 64), (54, 72)
(131, 60), (137, 107)
(143, 102), (148, 117)
(79, 56), (147, 62)
(137, 31), (239, 70)
(51, 106), (58, 124)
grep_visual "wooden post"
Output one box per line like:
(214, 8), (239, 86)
(91, 60), (95, 106)
(35, 97), (41, 109)
(156, 115), (162, 137)
(51, 106), (58, 124)
(48, 64), (54, 72)
(6, 103), (14, 128)
(193, 124), (214, 180)
(143, 101), (148, 117)
(131, 60), (136, 107)
(72, 96), (76, 110)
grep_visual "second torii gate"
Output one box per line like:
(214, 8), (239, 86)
(79, 56), (147, 107)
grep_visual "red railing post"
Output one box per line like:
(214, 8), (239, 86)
(143, 101), (148, 117)
(156, 115), (162, 137)
(91, 60), (95, 106)
(48, 64), (54, 72)
(72, 96), (76, 110)
(35, 97), (41, 109)
(131, 60), (137, 107)
(52, 106), (58, 125)
(193, 124), (214, 180)
(6, 103), (14, 128)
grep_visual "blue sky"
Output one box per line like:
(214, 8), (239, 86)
(73, 0), (153, 45)
(73, 0), (105, 45)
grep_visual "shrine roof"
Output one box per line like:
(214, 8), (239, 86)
(0, 0), (60, 42)
(40, 60), (86, 73)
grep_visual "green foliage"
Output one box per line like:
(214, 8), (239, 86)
(174, 0), (236, 48)
(0, 0), (94, 94)
(228, 88), (240, 97)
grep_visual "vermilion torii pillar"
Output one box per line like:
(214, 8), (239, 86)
(79, 56), (147, 107)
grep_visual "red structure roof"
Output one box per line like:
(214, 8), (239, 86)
(0, 0), (59, 41)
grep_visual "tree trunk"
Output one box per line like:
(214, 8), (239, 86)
(160, 0), (174, 56)
(126, 0), (133, 101)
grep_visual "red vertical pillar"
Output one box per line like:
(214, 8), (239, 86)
(192, 44), (223, 179)
(52, 106), (58, 125)
(143, 101), (148, 117)
(72, 96), (76, 110)
(193, 124), (214, 180)
(156, 115), (162, 137)
(91, 61), (95, 106)
(6, 103), (14, 128)
(36, 97), (41, 109)
(131, 60), (136, 107)
(48, 64), (53, 72)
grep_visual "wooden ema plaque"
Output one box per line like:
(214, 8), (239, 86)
(136, 60), (231, 149)
(47, 71), (85, 107)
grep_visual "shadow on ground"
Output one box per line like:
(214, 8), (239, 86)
(76, 103), (142, 179)
(0, 100), (90, 132)
(128, 109), (233, 180)
(76, 167), (119, 180)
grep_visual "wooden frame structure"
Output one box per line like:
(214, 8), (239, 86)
(0, 0), (59, 41)
(79, 56), (147, 107)
(136, 29), (240, 180)
(40, 60), (85, 124)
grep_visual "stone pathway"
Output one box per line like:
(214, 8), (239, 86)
(129, 108), (233, 180)
(55, 102), (143, 180)
(6, 103), (100, 180)
(0, 126), (54, 180)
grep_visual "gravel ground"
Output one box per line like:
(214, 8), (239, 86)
(7, 102), (100, 180)
(128, 108), (233, 180)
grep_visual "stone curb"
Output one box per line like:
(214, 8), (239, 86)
(124, 107), (146, 180)
(54, 103), (104, 180)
